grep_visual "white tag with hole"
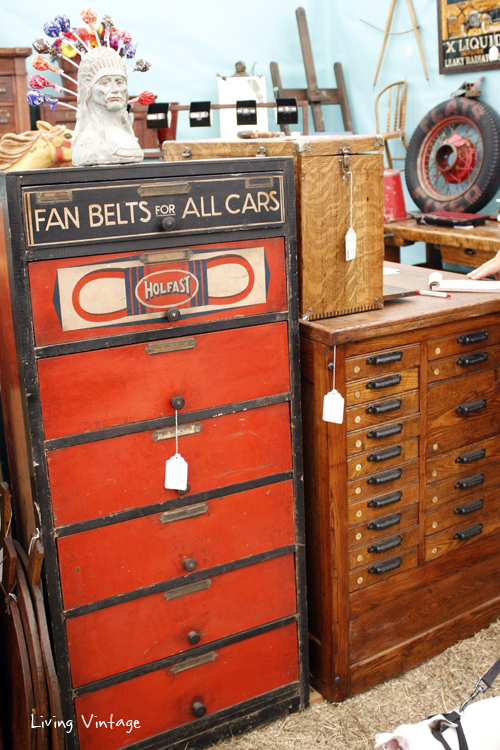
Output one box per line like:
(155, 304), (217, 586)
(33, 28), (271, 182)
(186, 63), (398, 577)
(164, 453), (188, 490)
(345, 227), (357, 261)
(323, 389), (344, 423)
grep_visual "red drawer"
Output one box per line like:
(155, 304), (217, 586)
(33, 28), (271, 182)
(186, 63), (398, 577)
(38, 322), (290, 439)
(48, 402), (293, 527)
(66, 554), (297, 687)
(74, 623), (299, 750)
(58, 480), (296, 608)
(29, 239), (287, 346)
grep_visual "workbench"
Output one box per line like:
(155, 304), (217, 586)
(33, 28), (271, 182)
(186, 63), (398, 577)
(301, 262), (500, 702)
(384, 217), (500, 269)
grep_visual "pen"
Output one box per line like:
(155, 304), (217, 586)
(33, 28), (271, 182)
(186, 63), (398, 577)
(417, 290), (451, 298)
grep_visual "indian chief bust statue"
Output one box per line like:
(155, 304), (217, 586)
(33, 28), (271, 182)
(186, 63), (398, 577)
(73, 46), (142, 165)
(27, 8), (155, 167)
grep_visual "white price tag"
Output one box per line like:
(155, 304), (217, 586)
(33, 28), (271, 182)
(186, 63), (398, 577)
(164, 453), (188, 490)
(345, 227), (357, 261)
(323, 389), (344, 424)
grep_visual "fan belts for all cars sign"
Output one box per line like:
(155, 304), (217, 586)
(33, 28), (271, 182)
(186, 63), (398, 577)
(439, 0), (500, 73)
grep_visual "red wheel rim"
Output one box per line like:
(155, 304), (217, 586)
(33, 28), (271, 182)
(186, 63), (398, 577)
(418, 115), (484, 200)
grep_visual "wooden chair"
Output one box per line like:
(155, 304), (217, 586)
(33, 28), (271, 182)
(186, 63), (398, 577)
(375, 81), (408, 169)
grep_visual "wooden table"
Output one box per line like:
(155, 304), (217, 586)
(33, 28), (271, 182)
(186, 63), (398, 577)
(384, 217), (500, 269)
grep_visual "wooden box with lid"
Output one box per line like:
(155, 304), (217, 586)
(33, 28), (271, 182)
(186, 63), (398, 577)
(0, 157), (308, 750)
(300, 263), (500, 702)
(163, 135), (385, 320)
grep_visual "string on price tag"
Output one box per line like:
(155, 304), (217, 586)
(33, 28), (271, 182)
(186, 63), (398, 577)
(164, 409), (188, 490)
(345, 170), (356, 261)
(323, 345), (345, 424)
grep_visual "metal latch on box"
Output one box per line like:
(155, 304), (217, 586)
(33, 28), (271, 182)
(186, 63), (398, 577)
(338, 143), (351, 176)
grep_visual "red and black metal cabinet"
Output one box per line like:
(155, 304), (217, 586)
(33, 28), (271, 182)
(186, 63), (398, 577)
(0, 157), (308, 750)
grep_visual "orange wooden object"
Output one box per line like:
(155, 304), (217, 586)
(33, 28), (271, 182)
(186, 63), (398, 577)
(74, 623), (298, 750)
(38, 323), (289, 440)
(48, 402), (293, 527)
(58, 480), (295, 608)
(66, 554), (297, 687)
(28, 238), (287, 347)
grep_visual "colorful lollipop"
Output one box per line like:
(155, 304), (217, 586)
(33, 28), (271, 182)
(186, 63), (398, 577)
(101, 14), (114, 46)
(54, 14), (71, 32)
(43, 20), (60, 38)
(29, 74), (77, 97)
(27, 90), (77, 110)
(129, 58), (151, 73)
(116, 29), (131, 54)
(81, 7), (101, 46)
(32, 38), (52, 54)
(128, 90), (156, 105)
(123, 42), (136, 59)
(32, 54), (78, 84)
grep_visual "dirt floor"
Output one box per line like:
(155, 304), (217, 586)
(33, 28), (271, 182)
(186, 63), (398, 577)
(217, 618), (500, 750)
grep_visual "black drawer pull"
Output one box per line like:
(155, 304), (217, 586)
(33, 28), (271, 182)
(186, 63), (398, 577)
(367, 468), (402, 485)
(367, 445), (402, 462)
(455, 473), (485, 490)
(457, 330), (488, 345)
(464, 248), (476, 256)
(366, 351), (403, 366)
(453, 523), (483, 541)
(368, 491), (402, 509)
(367, 423), (403, 440)
(366, 374), (402, 390)
(455, 448), (486, 464)
(366, 398), (402, 415)
(455, 398), (487, 415)
(368, 556), (402, 575)
(368, 512), (402, 531)
(454, 498), (484, 515)
(456, 351), (488, 367)
(368, 535), (403, 554)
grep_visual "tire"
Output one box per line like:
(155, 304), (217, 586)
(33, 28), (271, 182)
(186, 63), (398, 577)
(405, 97), (500, 213)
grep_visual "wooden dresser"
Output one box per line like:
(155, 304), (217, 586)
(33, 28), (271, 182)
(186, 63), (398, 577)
(301, 263), (500, 702)
(0, 158), (307, 750)
(0, 47), (31, 136)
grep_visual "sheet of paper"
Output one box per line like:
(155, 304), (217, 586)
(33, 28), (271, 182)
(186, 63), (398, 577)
(429, 271), (500, 293)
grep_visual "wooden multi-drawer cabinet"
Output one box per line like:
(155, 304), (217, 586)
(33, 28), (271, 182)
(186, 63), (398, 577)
(301, 263), (500, 702)
(0, 158), (308, 749)
(0, 47), (31, 136)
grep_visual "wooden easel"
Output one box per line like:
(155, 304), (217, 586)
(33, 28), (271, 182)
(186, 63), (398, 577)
(270, 6), (353, 135)
(373, 0), (429, 86)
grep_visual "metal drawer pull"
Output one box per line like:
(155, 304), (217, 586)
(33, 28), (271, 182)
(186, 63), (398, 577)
(456, 351), (488, 367)
(453, 523), (483, 541)
(366, 398), (402, 415)
(146, 338), (197, 354)
(191, 701), (207, 718)
(454, 499), (484, 515)
(165, 579), (211, 600)
(160, 503), (208, 524)
(455, 448), (486, 464)
(368, 512), (402, 531)
(138, 182), (191, 197)
(367, 423), (403, 440)
(455, 473), (485, 490)
(139, 249), (193, 264)
(457, 330), (488, 344)
(367, 468), (402, 485)
(367, 445), (402, 463)
(171, 651), (217, 674)
(153, 422), (201, 441)
(366, 351), (403, 366)
(455, 398), (487, 415)
(368, 556), (402, 575)
(368, 535), (403, 554)
(366, 374), (402, 390)
(367, 491), (402, 509)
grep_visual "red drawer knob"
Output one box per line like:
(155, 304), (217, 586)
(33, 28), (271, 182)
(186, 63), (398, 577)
(191, 702), (207, 718)
(187, 630), (201, 645)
